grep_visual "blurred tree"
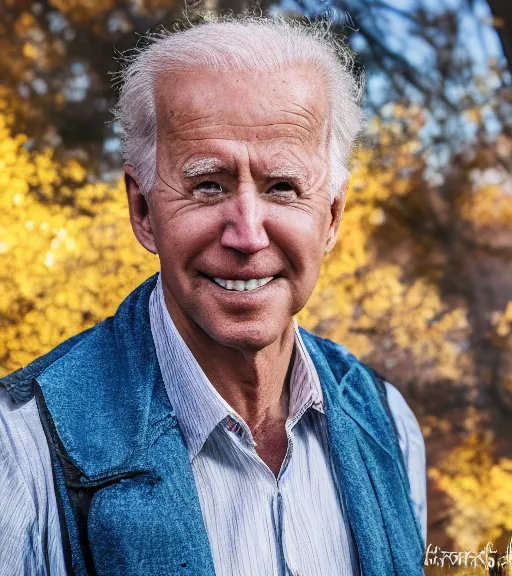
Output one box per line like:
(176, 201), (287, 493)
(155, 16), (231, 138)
(0, 0), (185, 172)
(430, 431), (512, 551)
(0, 102), (158, 375)
(298, 109), (474, 393)
(1, 0), (508, 168)
(487, 0), (512, 70)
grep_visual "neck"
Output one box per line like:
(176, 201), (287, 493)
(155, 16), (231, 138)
(162, 290), (296, 431)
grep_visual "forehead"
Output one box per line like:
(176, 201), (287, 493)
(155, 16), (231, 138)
(153, 64), (330, 150)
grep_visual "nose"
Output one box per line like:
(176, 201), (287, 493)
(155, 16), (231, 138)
(220, 187), (270, 255)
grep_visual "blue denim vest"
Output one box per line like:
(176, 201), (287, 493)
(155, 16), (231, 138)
(1, 274), (425, 575)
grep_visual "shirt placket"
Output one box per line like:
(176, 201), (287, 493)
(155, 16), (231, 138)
(223, 400), (315, 576)
(276, 414), (309, 576)
(210, 403), (310, 576)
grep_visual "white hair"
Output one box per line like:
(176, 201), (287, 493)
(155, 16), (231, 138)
(113, 14), (365, 202)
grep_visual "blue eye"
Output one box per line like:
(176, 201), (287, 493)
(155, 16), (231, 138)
(194, 181), (225, 196)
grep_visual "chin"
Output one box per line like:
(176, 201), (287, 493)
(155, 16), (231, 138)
(204, 318), (286, 352)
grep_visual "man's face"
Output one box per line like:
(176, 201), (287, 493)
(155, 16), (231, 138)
(127, 64), (345, 351)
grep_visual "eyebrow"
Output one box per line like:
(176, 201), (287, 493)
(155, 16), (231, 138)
(267, 163), (308, 182)
(181, 157), (309, 182)
(182, 158), (234, 179)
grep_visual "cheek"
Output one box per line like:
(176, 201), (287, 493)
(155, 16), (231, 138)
(151, 204), (221, 275)
(270, 208), (328, 276)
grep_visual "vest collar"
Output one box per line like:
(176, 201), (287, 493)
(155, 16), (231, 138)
(299, 327), (425, 574)
(36, 273), (170, 481)
(298, 327), (400, 459)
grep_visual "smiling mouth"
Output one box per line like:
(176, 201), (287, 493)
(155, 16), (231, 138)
(206, 276), (275, 292)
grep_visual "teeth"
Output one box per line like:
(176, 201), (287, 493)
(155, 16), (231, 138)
(212, 276), (274, 291)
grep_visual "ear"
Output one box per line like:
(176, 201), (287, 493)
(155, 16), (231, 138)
(124, 163), (158, 255)
(325, 181), (348, 254)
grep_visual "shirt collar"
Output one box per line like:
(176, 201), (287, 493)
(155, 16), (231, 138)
(149, 273), (324, 462)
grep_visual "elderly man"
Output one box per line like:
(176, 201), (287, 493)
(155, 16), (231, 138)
(0, 15), (426, 576)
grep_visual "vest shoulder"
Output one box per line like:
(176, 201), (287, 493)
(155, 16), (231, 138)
(297, 326), (359, 361)
(297, 326), (370, 374)
(0, 323), (102, 405)
(0, 273), (160, 406)
(297, 326), (391, 407)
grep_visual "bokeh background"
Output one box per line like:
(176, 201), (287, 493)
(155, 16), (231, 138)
(1, 0), (511, 572)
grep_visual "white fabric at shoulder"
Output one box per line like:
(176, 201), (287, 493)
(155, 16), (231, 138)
(384, 382), (427, 546)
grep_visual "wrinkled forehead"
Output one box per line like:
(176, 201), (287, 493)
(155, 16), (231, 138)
(153, 64), (331, 147)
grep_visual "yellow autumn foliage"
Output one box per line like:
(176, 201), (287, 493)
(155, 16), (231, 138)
(461, 184), (512, 229)
(49, 0), (119, 22)
(430, 433), (512, 551)
(0, 106), (158, 375)
(494, 301), (512, 338)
